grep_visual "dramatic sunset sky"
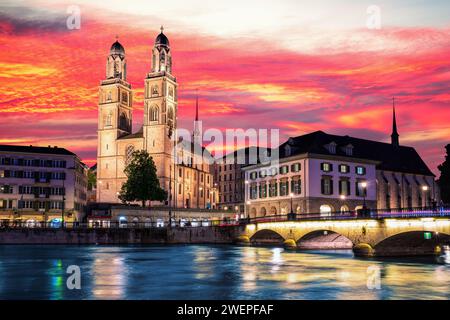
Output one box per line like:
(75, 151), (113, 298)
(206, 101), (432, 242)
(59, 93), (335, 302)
(0, 0), (449, 174)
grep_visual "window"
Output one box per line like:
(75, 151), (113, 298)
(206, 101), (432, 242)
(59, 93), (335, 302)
(250, 184), (258, 200)
(280, 166), (289, 174)
(339, 164), (350, 173)
(356, 166), (366, 175)
(259, 170), (267, 178)
(269, 181), (278, 197)
(250, 172), (257, 180)
(259, 183), (267, 198)
(339, 180), (350, 196)
(344, 145), (353, 156)
(150, 106), (159, 122)
(285, 145), (291, 157)
(321, 178), (333, 195)
(321, 163), (333, 172)
(291, 163), (301, 172)
(125, 145), (135, 165)
(320, 205), (333, 216)
(356, 181), (367, 197)
(327, 142), (337, 154)
(291, 178), (301, 195)
(279, 180), (289, 196)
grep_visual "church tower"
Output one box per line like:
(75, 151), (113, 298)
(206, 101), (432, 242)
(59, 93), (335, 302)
(391, 97), (400, 148)
(97, 40), (133, 202)
(143, 27), (178, 197)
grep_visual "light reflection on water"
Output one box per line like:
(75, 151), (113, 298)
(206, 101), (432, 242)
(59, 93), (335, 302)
(0, 245), (449, 300)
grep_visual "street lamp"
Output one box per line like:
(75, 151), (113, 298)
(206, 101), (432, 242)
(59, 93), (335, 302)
(361, 182), (368, 209)
(290, 193), (294, 214)
(422, 185), (429, 209)
(288, 193), (296, 221)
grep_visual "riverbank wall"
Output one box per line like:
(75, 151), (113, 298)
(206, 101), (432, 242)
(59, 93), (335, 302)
(0, 227), (243, 245)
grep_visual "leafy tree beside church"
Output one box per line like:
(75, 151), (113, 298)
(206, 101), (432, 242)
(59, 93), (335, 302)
(119, 150), (167, 207)
(438, 144), (450, 204)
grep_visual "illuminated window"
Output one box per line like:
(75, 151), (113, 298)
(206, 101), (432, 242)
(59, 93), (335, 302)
(321, 163), (333, 172)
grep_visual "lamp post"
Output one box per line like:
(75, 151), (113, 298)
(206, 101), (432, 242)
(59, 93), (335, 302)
(288, 193), (296, 221)
(361, 182), (367, 209)
(340, 195), (346, 215)
(422, 185), (429, 209)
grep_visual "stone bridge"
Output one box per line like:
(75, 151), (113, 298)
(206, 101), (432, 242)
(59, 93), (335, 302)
(236, 216), (450, 257)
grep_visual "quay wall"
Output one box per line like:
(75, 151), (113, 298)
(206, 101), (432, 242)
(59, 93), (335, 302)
(0, 226), (243, 245)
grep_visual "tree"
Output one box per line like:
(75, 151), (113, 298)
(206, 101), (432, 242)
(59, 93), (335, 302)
(118, 150), (168, 207)
(438, 144), (450, 204)
(87, 168), (97, 191)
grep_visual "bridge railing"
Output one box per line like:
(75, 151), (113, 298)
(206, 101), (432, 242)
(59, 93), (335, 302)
(246, 205), (450, 224)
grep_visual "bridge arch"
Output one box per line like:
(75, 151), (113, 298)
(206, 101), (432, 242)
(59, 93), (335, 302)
(296, 230), (353, 250)
(250, 229), (285, 246)
(373, 231), (450, 257)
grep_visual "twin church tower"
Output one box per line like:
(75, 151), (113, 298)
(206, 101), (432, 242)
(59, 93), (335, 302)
(97, 28), (213, 208)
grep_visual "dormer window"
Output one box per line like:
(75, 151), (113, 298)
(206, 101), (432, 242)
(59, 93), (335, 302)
(326, 142), (337, 154)
(343, 144), (354, 156)
(285, 144), (291, 157)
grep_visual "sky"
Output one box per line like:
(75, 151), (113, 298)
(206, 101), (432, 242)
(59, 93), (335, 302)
(0, 0), (449, 174)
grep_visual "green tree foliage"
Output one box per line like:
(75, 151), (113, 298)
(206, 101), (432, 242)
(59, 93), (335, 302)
(87, 168), (97, 191)
(438, 144), (450, 204)
(119, 150), (167, 207)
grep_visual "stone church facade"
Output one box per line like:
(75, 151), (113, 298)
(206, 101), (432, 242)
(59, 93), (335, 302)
(96, 28), (215, 209)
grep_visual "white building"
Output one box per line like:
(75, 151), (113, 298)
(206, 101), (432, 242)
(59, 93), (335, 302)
(243, 126), (438, 217)
(0, 145), (88, 226)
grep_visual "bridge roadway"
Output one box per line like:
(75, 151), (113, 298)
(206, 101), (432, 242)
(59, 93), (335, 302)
(236, 209), (450, 257)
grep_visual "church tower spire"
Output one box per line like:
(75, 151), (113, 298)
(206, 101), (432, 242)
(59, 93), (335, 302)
(193, 90), (201, 145)
(391, 97), (399, 147)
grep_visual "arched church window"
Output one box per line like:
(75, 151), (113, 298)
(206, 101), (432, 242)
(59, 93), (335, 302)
(114, 60), (120, 78)
(150, 106), (159, 122)
(119, 112), (129, 131)
(160, 51), (165, 63)
(121, 92), (128, 104)
(125, 145), (135, 165)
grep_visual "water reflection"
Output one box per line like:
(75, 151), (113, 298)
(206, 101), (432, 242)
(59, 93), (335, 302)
(0, 245), (449, 300)
(92, 252), (125, 299)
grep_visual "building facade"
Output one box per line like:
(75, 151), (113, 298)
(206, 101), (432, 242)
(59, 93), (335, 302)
(243, 113), (439, 217)
(96, 28), (214, 208)
(0, 145), (88, 226)
(214, 147), (269, 215)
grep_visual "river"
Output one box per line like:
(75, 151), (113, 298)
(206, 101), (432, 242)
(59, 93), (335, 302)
(0, 245), (449, 300)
